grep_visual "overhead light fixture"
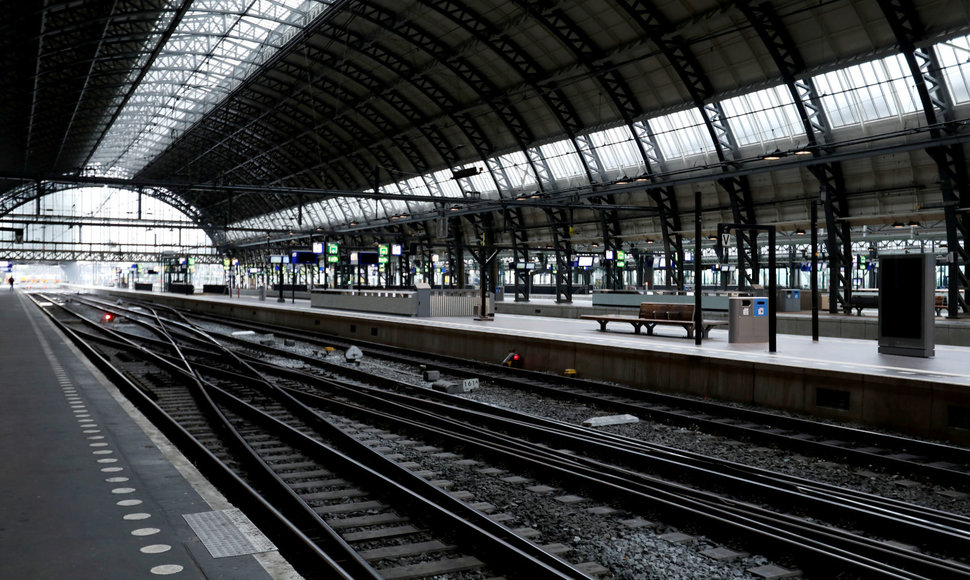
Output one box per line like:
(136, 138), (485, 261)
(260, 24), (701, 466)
(615, 176), (630, 185)
(635, 173), (650, 182)
(907, 220), (920, 227)
(795, 228), (806, 235)
(793, 148), (812, 156)
(762, 149), (785, 160)
(645, 238), (655, 244)
(891, 222), (905, 228)
(451, 166), (482, 180)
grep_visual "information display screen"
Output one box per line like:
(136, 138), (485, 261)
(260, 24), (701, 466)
(880, 255), (923, 340)
(291, 251), (318, 264)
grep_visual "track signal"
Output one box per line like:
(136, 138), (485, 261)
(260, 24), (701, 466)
(103, 312), (115, 323)
(501, 352), (522, 368)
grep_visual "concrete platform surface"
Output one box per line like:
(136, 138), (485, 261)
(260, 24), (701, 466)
(0, 289), (296, 579)
(81, 285), (970, 387)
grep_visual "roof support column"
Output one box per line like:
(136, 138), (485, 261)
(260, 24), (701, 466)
(878, 0), (969, 316)
(630, 120), (684, 290)
(737, 0), (854, 312)
(504, 207), (531, 301)
(544, 207), (573, 304)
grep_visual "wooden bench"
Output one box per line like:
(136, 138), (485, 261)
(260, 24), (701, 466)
(580, 302), (729, 338)
(935, 295), (947, 316)
(849, 293), (878, 315)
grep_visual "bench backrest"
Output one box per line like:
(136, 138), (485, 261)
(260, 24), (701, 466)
(639, 302), (694, 321)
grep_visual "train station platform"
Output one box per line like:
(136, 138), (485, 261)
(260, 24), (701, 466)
(0, 288), (296, 579)
(80, 285), (970, 446)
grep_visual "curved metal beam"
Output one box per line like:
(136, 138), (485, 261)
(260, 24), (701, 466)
(736, 0), (854, 312)
(614, 0), (765, 287)
(878, 0), (969, 316)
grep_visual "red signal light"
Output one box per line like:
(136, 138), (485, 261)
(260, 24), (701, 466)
(103, 313), (114, 322)
(501, 352), (522, 368)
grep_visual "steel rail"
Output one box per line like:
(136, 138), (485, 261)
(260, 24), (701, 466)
(58, 295), (970, 577)
(38, 293), (590, 580)
(153, 302), (970, 483)
(247, 362), (968, 580)
(26, 293), (361, 579)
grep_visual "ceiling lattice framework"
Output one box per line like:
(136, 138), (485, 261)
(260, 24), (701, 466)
(0, 0), (969, 257)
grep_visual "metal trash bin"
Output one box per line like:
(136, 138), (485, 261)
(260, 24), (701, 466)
(728, 297), (768, 343)
(777, 289), (800, 312)
(258, 285), (266, 301)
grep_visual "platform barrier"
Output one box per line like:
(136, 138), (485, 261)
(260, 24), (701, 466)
(311, 287), (491, 317)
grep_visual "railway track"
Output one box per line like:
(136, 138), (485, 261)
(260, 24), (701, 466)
(92, 292), (970, 488)
(34, 292), (970, 578)
(33, 293), (591, 579)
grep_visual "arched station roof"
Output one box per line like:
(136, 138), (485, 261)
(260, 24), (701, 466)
(1, 0), (969, 256)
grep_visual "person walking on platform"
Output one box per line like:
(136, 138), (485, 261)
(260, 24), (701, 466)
(7, 276), (13, 290)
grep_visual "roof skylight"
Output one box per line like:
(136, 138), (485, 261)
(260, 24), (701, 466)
(89, 0), (330, 178)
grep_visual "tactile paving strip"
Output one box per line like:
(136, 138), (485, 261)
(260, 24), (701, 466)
(183, 508), (277, 558)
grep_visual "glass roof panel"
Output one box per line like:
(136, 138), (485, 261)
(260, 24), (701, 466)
(3, 186), (214, 255)
(89, 0), (332, 178)
(494, 151), (536, 192)
(937, 34), (970, 104)
(229, 33), (970, 237)
(588, 126), (642, 177)
(539, 140), (585, 187)
(719, 87), (801, 147)
(651, 108), (715, 163)
(813, 53), (919, 128)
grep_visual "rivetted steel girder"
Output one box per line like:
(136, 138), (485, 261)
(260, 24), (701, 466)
(461, 212), (495, 295)
(0, 180), (225, 246)
(81, 0), (194, 170)
(160, 6), (542, 228)
(878, 0), (970, 317)
(612, 0), (764, 287)
(510, 1), (636, 291)
(503, 205), (531, 301)
(737, 0), (854, 313)
(544, 206), (573, 304)
(0, 248), (218, 263)
(445, 216), (465, 288)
